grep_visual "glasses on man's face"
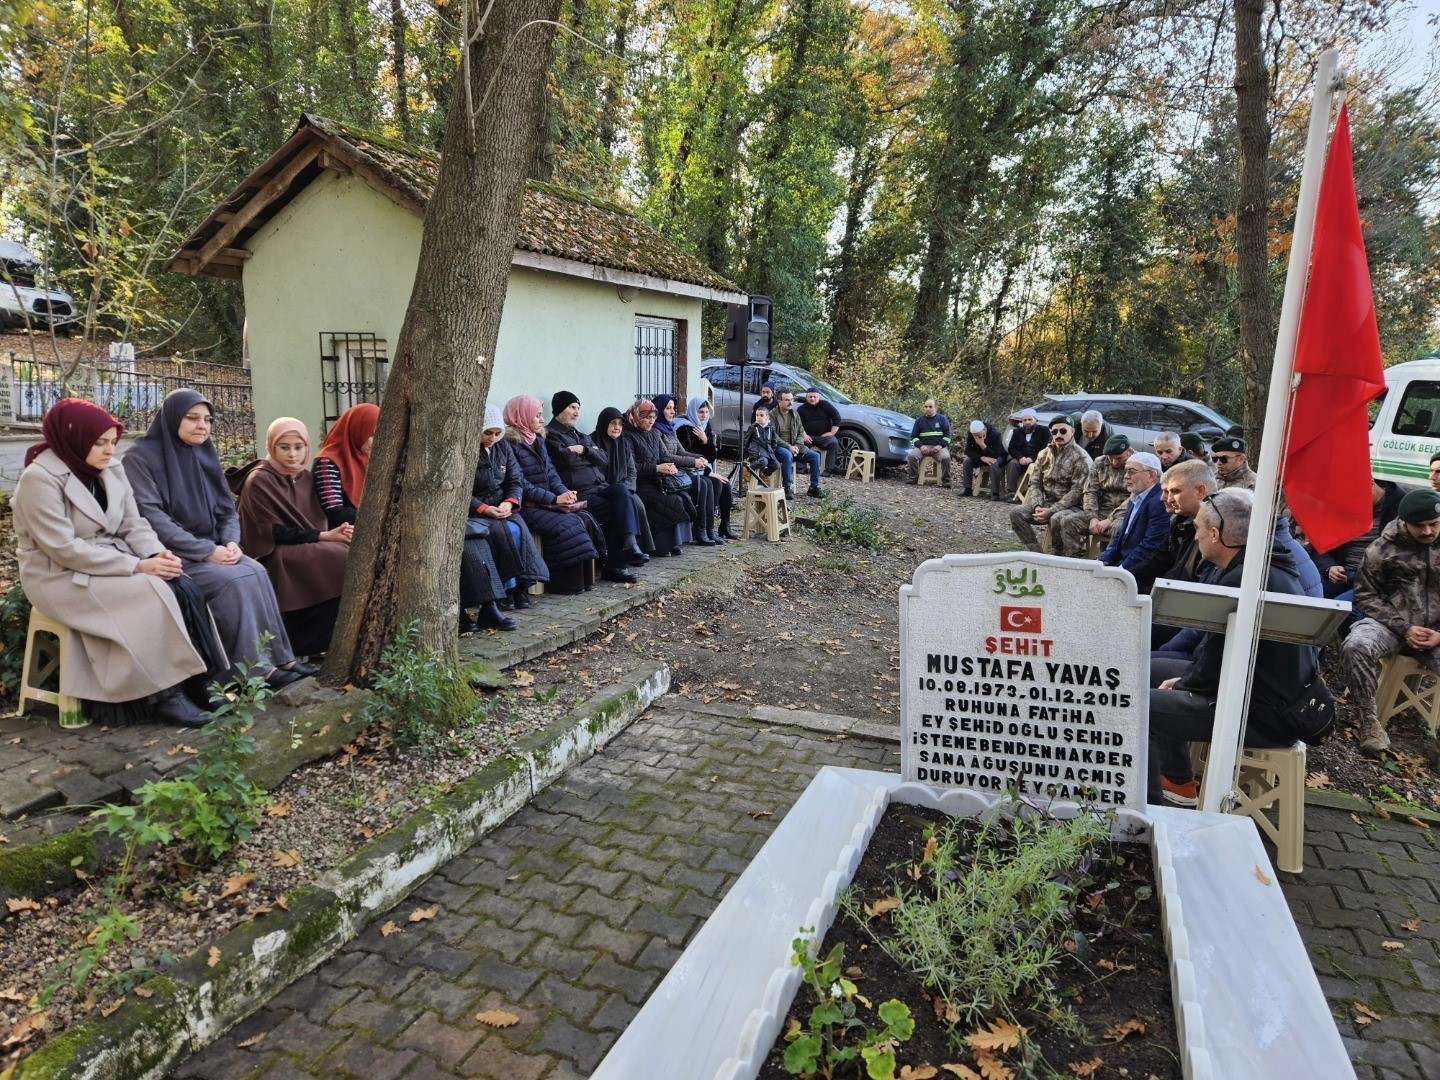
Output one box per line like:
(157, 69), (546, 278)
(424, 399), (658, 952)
(1202, 494), (1244, 548)
(1214, 454), (1236, 464)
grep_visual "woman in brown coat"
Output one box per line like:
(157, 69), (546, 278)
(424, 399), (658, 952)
(238, 418), (352, 655)
(12, 399), (225, 726)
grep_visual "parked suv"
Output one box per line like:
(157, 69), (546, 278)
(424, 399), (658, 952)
(1010, 394), (1236, 454)
(0, 240), (79, 330)
(701, 360), (914, 466)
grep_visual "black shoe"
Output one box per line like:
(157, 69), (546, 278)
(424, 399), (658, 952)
(286, 661), (320, 678)
(959, 489), (973, 497)
(807, 488), (824, 498)
(906, 478), (918, 485)
(991, 492), (1004, 501)
(601, 566), (639, 584)
(476, 602), (517, 631)
(510, 586), (533, 610)
(623, 542), (649, 563)
(154, 692), (211, 728)
(459, 611), (480, 635)
(496, 596), (514, 611)
(265, 667), (306, 689)
(669, 546), (684, 557)
(784, 487), (796, 500)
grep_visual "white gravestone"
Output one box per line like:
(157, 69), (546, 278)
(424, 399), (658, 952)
(901, 552), (1151, 808)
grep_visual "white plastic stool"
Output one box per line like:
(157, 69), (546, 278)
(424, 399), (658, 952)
(845, 450), (876, 483)
(19, 607), (86, 728)
(917, 456), (943, 487)
(741, 487), (791, 542)
(1376, 654), (1440, 737)
(1194, 741), (1307, 874)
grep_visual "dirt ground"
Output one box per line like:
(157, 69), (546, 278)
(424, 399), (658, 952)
(528, 467), (1440, 813)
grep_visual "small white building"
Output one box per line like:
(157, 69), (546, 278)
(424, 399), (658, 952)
(168, 114), (745, 443)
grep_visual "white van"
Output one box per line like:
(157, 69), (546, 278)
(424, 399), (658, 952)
(0, 239), (79, 330)
(1369, 356), (1440, 489)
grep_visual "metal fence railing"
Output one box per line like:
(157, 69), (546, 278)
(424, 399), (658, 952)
(6, 355), (255, 458)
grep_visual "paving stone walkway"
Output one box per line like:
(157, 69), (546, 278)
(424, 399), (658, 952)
(170, 704), (1436, 1080)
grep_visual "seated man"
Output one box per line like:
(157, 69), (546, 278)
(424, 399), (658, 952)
(1008, 415), (1091, 554)
(1179, 431), (1211, 465)
(1314, 478), (1402, 599)
(1212, 437), (1256, 491)
(1076, 410), (1114, 461)
(1153, 432), (1184, 471)
(961, 419), (1007, 498)
(1340, 489), (1440, 757)
(750, 381), (778, 420)
(1148, 489), (1318, 806)
(1005, 409), (1049, 497)
(906, 398), (953, 485)
(1053, 434), (1131, 556)
(797, 388), (844, 475)
(1099, 452), (1169, 590)
(772, 390), (824, 499)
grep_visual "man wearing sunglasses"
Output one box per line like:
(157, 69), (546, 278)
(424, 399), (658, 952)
(1147, 489), (1316, 807)
(1211, 437), (1256, 491)
(1340, 489), (1440, 757)
(1008, 415), (1092, 554)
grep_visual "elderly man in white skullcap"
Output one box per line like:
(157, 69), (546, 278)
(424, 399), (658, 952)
(961, 418), (1008, 499)
(1099, 451), (1170, 591)
(1005, 407), (1049, 500)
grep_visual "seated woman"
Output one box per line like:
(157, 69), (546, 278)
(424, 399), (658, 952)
(651, 394), (716, 546)
(13, 399), (225, 726)
(591, 406), (654, 557)
(237, 418), (351, 656)
(503, 395), (605, 592)
(623, 399), (695, 555)
(472, 404), (549, 607)
(125, 390), (313, 689)
(675, 396), (736, 541)
(544, 391), (643, 583)
(313, 403), (379, 527)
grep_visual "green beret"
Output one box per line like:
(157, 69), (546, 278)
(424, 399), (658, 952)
(1212, 436), (1247, 455)
(1399, 489), (1440, 524)
(1049, 414), (1072, 428)
(1103, 434), (1130, 455)
(1179, 431), (1205, 454)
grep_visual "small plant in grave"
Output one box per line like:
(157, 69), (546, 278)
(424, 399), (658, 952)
(809, 495), (889, 551)
(782, 931), (915, 1080)
(366, 621), (487, 757)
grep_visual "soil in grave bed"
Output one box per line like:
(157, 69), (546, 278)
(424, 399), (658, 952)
(758, 804), (1179, 1080)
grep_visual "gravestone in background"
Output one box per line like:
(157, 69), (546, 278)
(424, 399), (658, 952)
(900, 553), (1151, 807)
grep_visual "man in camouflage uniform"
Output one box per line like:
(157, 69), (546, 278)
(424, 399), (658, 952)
(1009, 415), (1092, 553)
(1052, 434), (1132, 557)
(1341, 489), (1440, 757)
(1212, 436), (1257, 491)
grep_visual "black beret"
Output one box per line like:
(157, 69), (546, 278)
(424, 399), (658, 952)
(1399, 489), (1440, 524)
(1179, 431), (1205, 454)
(1103, 434), (1130, 455)
(1049, 414), (1072, 428)
(1212, 437), (1247, 455)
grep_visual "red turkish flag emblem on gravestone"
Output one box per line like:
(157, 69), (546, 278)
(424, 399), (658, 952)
(999, 607), (1043, 634)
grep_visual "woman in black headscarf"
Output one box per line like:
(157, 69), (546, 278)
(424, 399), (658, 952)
(124, 389), (313, 688)
(622, 399), (694, 556)
(545, 390), (643, 583)
(590, 406), (654, 557)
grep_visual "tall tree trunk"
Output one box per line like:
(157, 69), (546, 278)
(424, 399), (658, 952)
(322, 0), (561, 684)
(391, 0), (412, 142)
(1233, 0), (1274, 443)
(826, 144), (878, 365)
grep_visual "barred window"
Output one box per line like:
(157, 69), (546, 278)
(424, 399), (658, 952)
(319, 332), (388, 432)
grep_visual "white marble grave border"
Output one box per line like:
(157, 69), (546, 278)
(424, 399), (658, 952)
(592, 768), (1353, 1080)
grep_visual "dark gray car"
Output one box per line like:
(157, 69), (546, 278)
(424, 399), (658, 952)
(701, 361), (914, 466)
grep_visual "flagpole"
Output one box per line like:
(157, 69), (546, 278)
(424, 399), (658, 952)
(1199, 49), (1344, 813)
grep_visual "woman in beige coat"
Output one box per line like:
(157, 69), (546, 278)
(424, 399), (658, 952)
(12, 399), (225, 726)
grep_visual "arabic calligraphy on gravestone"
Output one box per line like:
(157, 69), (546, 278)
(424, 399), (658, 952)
(900, 555), (1151, 806)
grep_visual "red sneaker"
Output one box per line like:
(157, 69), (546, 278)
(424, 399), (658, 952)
(1161, 776), (1199, 808)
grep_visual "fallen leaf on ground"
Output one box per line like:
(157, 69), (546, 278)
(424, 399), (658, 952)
(381, 921), (403, 937)
(217, 873), (256, 901)
(748, 809), (773, 820)
(236, 1032), (267, 1048)
(1382, 940), (1405, 951)
(1375, 805), (1392, 820)
(99, 1000), (122, 1017)
(908, 863), (923, 881)
(1407, 816), (1431, 829)
(1103, 1018), (1145, 1042)
(864, 895), (901, 919)
(314, 725), (330, 738)
(6, 897), (41, 914)
(1254, 865), (1272, 886)
(408, 906), (438, 923)
(207, 947), (221, 968)
(475, 1009), (520, 1028)
(1068, 1059), (1104, 1077)
(133, 987), (154, 998)
(512, 670), (535, 687)
(970, 1049), (1014, 1080)
(922, 834), (939, 864)
(1, 1011), (46, 1049)
(0, 989), (24, 1003)
(900, 1067), (938, 1079)
(271, 849), (302, 868)
(844, 966), (864, 978)
(267, 801), (292, 818)
(1096, 959), (1117, 971)
(1403, 919), (1422, 932)
(167, 743), (198, 757)
(275, 896), (290, 911)
(1306, 771), (1332, 789)
(1354, 1002), (1383, 1026)
(967, 1018), (1026, 1052)
(142, 739), (160, 748)
(942, 1067), (981, 1079)
(1351, 812), (1367, 827)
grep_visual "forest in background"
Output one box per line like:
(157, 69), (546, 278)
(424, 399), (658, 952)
(2, 0), (1438, 426)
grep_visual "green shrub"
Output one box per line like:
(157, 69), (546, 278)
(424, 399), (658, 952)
(366, 622), (486, 756)
(0, 581), (33, 698)
(810, 495), (889, 551)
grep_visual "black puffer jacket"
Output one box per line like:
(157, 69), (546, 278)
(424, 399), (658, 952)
(510, 437), (599, 569)
(544, 420), (609, 495)
(624, 422), (694, 529)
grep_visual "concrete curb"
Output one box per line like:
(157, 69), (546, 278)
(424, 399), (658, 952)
(10, 662), (670, 1080)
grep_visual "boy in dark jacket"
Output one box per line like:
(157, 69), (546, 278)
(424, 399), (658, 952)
(744, 407), (782, 480)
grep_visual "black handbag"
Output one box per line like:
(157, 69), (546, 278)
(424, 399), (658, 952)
(1283, 670), (1338, 746)
(464, 517), (491, 540)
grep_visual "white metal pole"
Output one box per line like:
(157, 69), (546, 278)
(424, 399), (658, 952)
(1199, 49), (1343, 813)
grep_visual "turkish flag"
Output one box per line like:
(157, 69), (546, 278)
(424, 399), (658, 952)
(1285, 104), (1386, 555)
(999, 607), (1043, 634)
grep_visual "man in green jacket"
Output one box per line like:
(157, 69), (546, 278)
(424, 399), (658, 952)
(772, 391), (824, 499)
